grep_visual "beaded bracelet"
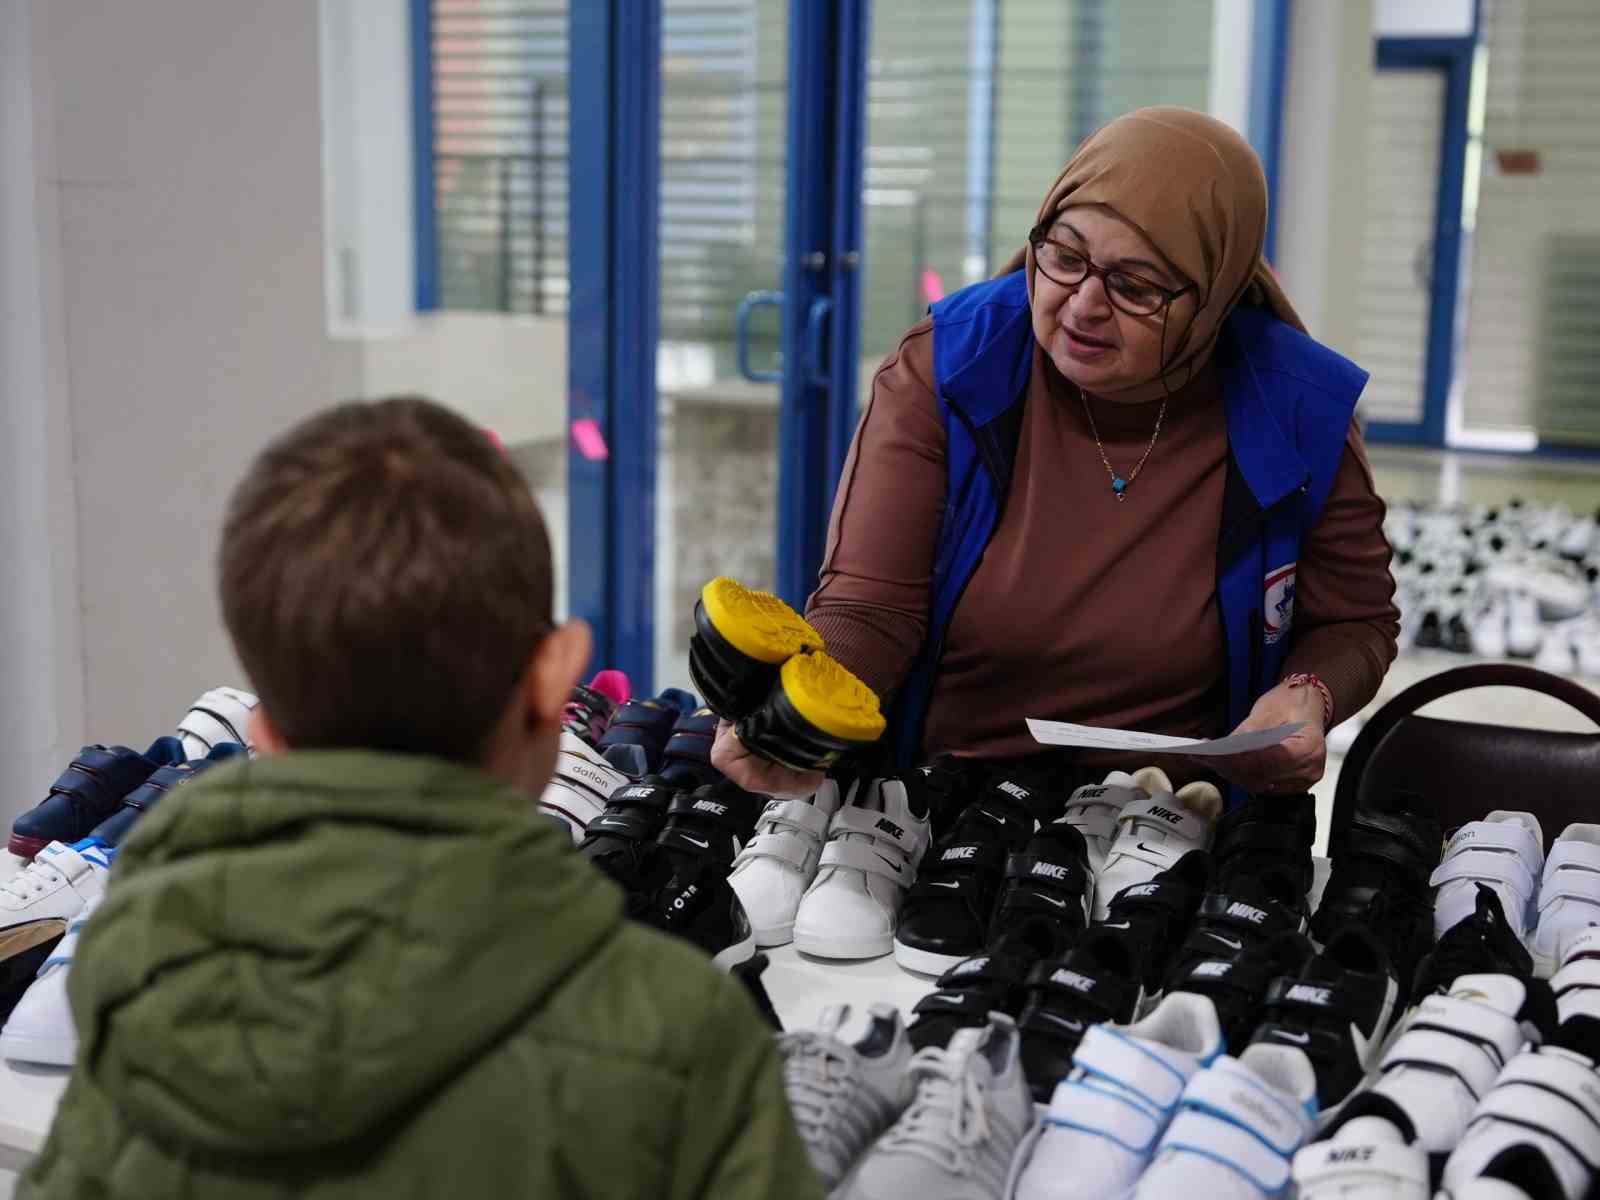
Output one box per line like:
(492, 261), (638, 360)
(1283, 672), (1334, 728)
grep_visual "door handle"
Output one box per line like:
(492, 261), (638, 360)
(803, 296), (833, 389)
(735, 290), (784, 383)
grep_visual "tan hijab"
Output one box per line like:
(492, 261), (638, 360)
(998, 106), (1304, 392)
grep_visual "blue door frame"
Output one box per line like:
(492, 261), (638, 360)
(1363, 33), (1476, 448)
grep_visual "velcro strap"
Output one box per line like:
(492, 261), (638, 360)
(1553, 957), (1600, 997)
(34, 843), (94, 884)
(1106, 877), (1192, 918)
(666, 790), (746, 830)
(583, 806), (657, 842)
(924, 840), (1005, 875)
(47, 764), (120, 811)
(828, 805), (919, 853)
(912, 988), (994, 1021)
(1006, 852), (1088, 891)
(1265, 976), (1356, 1016)
(738, 830), (814, 872)
(1540, 882), (1600, 913)
(1216, 819), (1309, 862)
(1343, 816), (1436, 873)
(1561, 927), (1600, 968)
(1180, 1060), (1308, 1154)
(1071, 1024), (1190, 1112)
(1546, 840), (1600, 880)
(759, 798), (832, 840)
(1198, 891), (1295, 935)
(1381, 1028), (1510, 1093)
(1290, 1140), (1430, 1189)
(1172, 956), (1252, 998)
(1430, 849), (1536, 903)
(656, 825), (726, 856)
(938, 954), (1025, 990)
(818, 838), (909, 882)
(1445, 820), (1543, 863)
(1044, 1078), (1164, 1153)
(1117, 794), (1207, 844)
(1063, 784), (1140, 838)
(1026, 960), (1139, 1016)
(121, 764), (193, 810)
(609, 782), (677, 811)
(1159, 1110), (1292, 1192)
(1471, 1056), (1600, 1167)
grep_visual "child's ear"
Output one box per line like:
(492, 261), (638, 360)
(526, 620), (592, 727)
(248, 705), (290, 755)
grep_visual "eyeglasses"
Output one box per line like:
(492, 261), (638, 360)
(1027, 225), (1194, 317)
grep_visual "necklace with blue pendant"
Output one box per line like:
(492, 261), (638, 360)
(1080, 393), (1167, 502)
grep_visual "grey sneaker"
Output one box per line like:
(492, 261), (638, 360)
(833, 1012), (1034, 1200)
(779, 1003), (914, 1189)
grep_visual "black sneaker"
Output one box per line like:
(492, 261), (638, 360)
(1099, 848), (1212, 1000)
(905, 952), (1032, 1051)
(1314, 787), (1441, 1003)
(1165, 929), (1314, 1055)
(641, 867), (756, 971)
(1250, 925), (1401, 1117)
(892, 776), (1038, 976)
(579, 777), (680, 889)
(1168, 865), (1310, 973)
(731, 952), (782, 1031)
(1016, 928), (1146, 1101)
(1413, 882), (1535, 999)
(982, 820), (1093, 963)
(1210, 791), (1315, 899)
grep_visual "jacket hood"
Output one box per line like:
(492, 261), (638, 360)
(68, 750), (621, 1156)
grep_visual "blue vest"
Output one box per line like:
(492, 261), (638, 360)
(888, 271), (1368, 808)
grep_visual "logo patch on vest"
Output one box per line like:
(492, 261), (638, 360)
(1263, 562), (1297, 645)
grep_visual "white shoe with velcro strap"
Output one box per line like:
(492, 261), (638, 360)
(1061, 771), (1145, 876)
(1135, 1042), (1317, 1199)
(1092, 769), (1218, 921)
(729, 780), (845, 947)
(1531, 825), (1600, 978)
(793, 777), (931, 960)
(1553, 929), (1600, 1022)
(1432, 812), (1545, 944)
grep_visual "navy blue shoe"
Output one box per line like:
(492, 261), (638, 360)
(657, 707), (722, 790)
(597, 689), (697, 772)
(87, 742), (247, 847)
(9, 737), (186, 859)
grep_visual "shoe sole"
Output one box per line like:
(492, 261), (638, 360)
(699, 578), (824, 664)
(711, 929), (757, 973)
(6, 834), (50, 860)
(734, 653), (885, 771)
(753, 919), (795, 948)
(793, 926), (893, 960)
(0, 918), (69, 961)
(0, 1029), (76, 1068)
(892, 939), (972, 977)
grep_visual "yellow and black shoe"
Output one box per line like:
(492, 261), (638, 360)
(688, 577), (825, 720)
(734, 651), (886, 772)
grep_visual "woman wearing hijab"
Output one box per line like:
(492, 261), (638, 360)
(717, 107), (1399, 808)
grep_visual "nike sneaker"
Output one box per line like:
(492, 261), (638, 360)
(536, 733), (648, 841)
(1009, 992), (1225, 1200)
(1100, 848), (1213, 1002)
(1166, 930), (1316, 1055)
(1312, 786), (1441, 1006)
(9, 738), (186, 859)
(579, 775), (679, 889)
(1171, 866), (1310, 973)
(596, 688), (697, 770)
(1300, 973), (1555, 1198)
(656, 707), (723, 789)
(1135, 1042), (1318, 1200)
(1552, 928), (1600, 1023)
(982, 820), (1094, 963)
(907, 952), (1034, 1052)
(0, 840), (114, 964)
(86, 742), (247, 847)
(1092, 767), (1219, 920)
(893, 775), (1039, 976)
(1060, 770), (1145, 875)
(909, 759), (973, 844)
(1530, 824), (1600, 978)
(728, 778), (846, 947)
(835, 1015), (1033, 1200)
(0, 894), (102, 1066)
(175, 686), (258, 758)
(1211, 790), (1315, 900)
(688, 576), (825, 719)
(1415, 883), (1536, 1000)
(1431, 811), (1545, 944)
(560, 669), (631, 746)
(1016, 928), (1146, 1101)
(1438, 1016), (1600, 1200)
(1249, 925), (1400, 1121)
(793, 772), (932, 960)
(779, 1003), (915, 1189)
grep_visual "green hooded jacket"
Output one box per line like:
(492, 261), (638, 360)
(20, 751), (823, 1200)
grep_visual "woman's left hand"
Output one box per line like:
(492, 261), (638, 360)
(1196, 680), (1328, 796)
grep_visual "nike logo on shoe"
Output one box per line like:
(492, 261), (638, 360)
(1272, 1030), (1313, 1045)
(678, 835), (710, 849)
(929, 880), (962, 889)
(1207, 932), (1244, 951)
(1037, 896), (1068, 908)
(1033, 1012), (1085, 1032)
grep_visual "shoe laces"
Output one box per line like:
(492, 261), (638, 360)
(778, 1032), (889, 1167)
(877, 1046), (990, 1172)
(0, 862), (60, 905)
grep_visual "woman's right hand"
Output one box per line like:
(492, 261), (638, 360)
(711, 720), (825, 799)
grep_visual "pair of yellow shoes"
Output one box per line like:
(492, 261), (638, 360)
(689, 578), (885, 771)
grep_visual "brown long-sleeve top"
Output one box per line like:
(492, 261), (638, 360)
(805, 319), (1400, 761)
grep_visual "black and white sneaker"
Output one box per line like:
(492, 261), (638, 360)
(1313, 787), (1441, 1003)
(1168, 865), (1311, 972)
(892, 775), (1037, 976)
(1250, 925), (1400, 1121)
(905, 952), (1032, 1051)
(1016, 927), (1146, 1101)
(1166, 929), (1315, 1055)
(538, 737), (649, 841)
(981, 820), (1093, 963)
(1414, 882), (1535, 1001)
(579, 776), (680, 890)
(1099, 848), (1212, 1002)
(1211, 790), (1316, 901)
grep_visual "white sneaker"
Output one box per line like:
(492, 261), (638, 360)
(176, 685), (258, 758)
(1571, 620), (1600, 678)
(1093, 768), (1219, 920)
(1061, 771), (1145, 875)
(1439, 1026), (1600, 1200)
(1296, 973), (1543, 1198)
(0, 894), (102, 1065)
(793, 775), (931, 959)
(536, 732), (645, 841)
(1551, 927), (1600, 1023)
(1530, 825), (1600, 977)
(1536, 624), (1578, 674)
(729, 779), (846, 947)
(1136, 1042), (1317, 1199)
(779, 1002), (914, 1189)
(1506, 589), (1542, 658)
(1431, 811), (1545, 944)
(0, 840), (114, 963)
(836, 1014), (1034, 1200)
(1007, 992), (1225, 1200)
(1468, 594), (1510, 659)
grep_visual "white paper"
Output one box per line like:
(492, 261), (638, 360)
(1026, 718), (1304, 757)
